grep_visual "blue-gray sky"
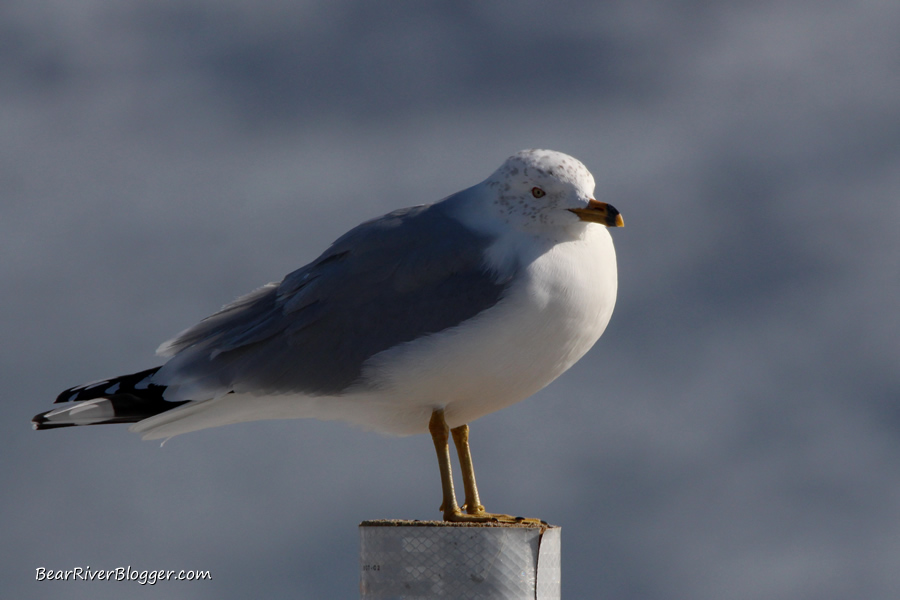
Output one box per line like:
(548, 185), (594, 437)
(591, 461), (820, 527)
(4, 1), (899, 598)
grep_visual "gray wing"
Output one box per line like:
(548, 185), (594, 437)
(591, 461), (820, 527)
(156, 198), (513, 397)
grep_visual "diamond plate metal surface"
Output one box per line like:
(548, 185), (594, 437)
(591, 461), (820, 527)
(360, 522), (560, 599)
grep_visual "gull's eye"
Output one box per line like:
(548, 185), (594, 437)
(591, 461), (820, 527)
(531, 187), (545, 198)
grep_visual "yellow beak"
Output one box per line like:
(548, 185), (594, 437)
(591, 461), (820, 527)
(569, 199), (624, 227)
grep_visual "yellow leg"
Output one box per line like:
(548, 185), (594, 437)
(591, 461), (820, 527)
(428, 408), (462, 517)
(429, 408), (543, 524)
(450, 424), (484, 514)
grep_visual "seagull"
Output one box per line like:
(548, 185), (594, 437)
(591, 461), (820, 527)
(32, 149), (623, 523)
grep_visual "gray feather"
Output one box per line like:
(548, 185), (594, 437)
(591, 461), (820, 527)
(156, 195), (513, 397)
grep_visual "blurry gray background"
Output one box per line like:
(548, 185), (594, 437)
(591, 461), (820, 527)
(3, 1), (899, 598)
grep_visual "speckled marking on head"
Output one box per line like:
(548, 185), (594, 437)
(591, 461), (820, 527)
(485, 149), (596, 230)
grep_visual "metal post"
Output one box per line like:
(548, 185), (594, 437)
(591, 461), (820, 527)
(360, 520), (561, 599)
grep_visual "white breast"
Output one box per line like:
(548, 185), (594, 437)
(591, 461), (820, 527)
(354, 224), (618, 434)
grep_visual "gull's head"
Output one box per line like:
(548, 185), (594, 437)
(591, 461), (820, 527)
(482, 149), (623, 235)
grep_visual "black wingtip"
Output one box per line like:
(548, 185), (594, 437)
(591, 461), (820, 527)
(53, 366), (164, 404)
(31, 411), (71, 431)
(37, 366), (183, 432)
(32, 411), (48, 430)
(33, 395), (191, 431)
